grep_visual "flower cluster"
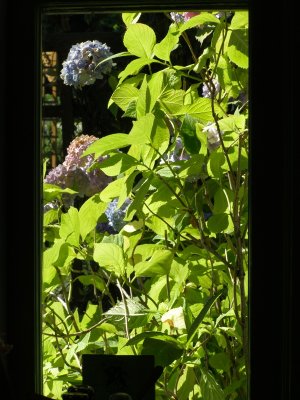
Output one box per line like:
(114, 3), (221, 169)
(202, 78), (221, 98)
(103, 198), (132, 232)
(170, 11), (199, 24)
(60, 40), (115, 89)
(44, 134), (112, 205)
(160, 137), (190, 164)
(203, 122), (224, 151)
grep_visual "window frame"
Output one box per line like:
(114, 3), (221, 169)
(1, 1), (295, 399)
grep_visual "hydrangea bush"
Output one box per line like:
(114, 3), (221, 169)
(43, 10), (249, 400)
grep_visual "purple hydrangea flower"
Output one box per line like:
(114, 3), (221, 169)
(44, 134), (112, 202)
(60, 40), (115, 89)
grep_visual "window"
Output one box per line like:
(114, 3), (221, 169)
(1, 1), (295, 400)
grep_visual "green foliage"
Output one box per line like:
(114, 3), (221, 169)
(43, 10), (249, 400)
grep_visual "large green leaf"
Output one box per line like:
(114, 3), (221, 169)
(230, 11), (248, 30)
(118, 58), (159, 82)
(209, 352), (232, 372)
(227, 29), (248, 69)
(59, 207), (80, 247)
(78, 194), (107, 241)
(180, 114), (201, 154)
(207, 213), (229, 233)
(93, 243), (125, 276)
(99, 176), (128, 202)
(141, 338), (183, 367)
(129, 112), (155, 145)
(110, 84), (139, 111)
(175, 97), (215, 121)
(123, 23), (156, 58)
(98, 153), (139, 176)
(213, 188), (234, 214)
(147, 71), (165, 112)
(134, 249), (173, 277)
(82, 134), (132, 158)
(122, 12), (141, 26)
(43, 239), (75, 287)
(124, 174), (154, 220)
(136, 75), (150, 118)
(180, 12), (220, 33)
(153, 23), (180, 62)
(158, 89), (185, 114)
(186, 288), (225, 345)
(200, 369), (225, 400)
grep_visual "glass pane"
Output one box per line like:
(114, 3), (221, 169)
(42, 9), (249, 400)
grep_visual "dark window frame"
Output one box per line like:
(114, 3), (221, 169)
(1, 1), (296, 399)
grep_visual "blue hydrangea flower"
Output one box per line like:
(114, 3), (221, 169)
(170, 12), (185, 23)
(202, 78), (221, 99)
(60, 40), (115, 89)
(160, 137), (190, 164)
(105, 198), (132, 232)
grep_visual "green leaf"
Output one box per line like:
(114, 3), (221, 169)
(141, 338), (183, 367)
(193, 47), (214, 73)
(151, 112), (170, 153)
(82, 134), (132, 157)
(180, 114), (201, 154)
(147, 71), (165, 112)
(43, 209), (58, 226)
(118, 58), (159, 82)
(153, 23), (180, 62)
(78, 194), (107, 241)
(98, 153), (139, 176)
(125, 174), (154, 220)
(43, 183), (78, 203)
(135, 249), (173, 277)
(111, 84), (139, 111)
(43, 239), (75, 286)
(230, 11), (248, 30)
(93, 243), (125, 276)
(213, 188), (234, 214)
(200, 369), (225, 400)
(187, 288), (225, 345)
(126, 331), (181, 347)
(59, 207), (80, 247)
(177, 365), (196, 400)
(180, 12), (220, 33)
(218, 114), (246, 133)
(129, 112), (155, 145)
(123, 23), (156, 58)
(207, 213), (229, 233)
(227, 29), (248, 69)
(158, 89), (184, 114)
(122, 12), (141, 26)
(123, 99), (137, 118)
(207, 152), (227, 179)
(117, 170), (140, 209)
(99, 176), (128, 202)
(209, 352), (232, 372)
(136, 75), (150, 118)
(175, 98), (214, 121)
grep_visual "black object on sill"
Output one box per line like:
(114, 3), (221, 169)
(62, 385), (95, 400)
(81, 354), (162, 400)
